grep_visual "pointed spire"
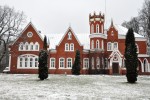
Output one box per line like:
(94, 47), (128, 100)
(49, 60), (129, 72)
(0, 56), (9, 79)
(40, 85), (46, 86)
(111, 18), (114, 27)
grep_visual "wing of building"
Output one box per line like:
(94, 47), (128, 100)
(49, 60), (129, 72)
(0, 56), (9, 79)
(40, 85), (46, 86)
(7, 12), (150, 75)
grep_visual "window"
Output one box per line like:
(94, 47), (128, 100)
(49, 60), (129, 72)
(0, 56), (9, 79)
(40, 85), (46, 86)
(17, 54), (38, 68)
(114, 42), (118, 50)
(91, 24), (94, 33)
(65, 43), (69, 51)
(35, 58), (38, 67)
(20, 58), (23, 67)
(27, 32), (33, 37)
(96, 57), (100, 69)
(59, 58), (65, 68)
(70, 43), (74, 51)
(19, 42), (23, 50)
(25, 58), (28, 67)
(25, 43), (28, 50)
(101, 25), (103, 33)
(101, 40), (104, 49)
(107, 42), (111, 51)
(111, 31), (114, 36)
(67, 58), (72, 68)
(30, 58), (33, 67)
(91, 40), (94, 49)
(96, 24), (99, 33)
(136, 44), (139, 53)
(35, 42), (39, 51)
(96, 40), (99, 49)
(91, 57), (94, 69)
(50, 58), (55, 68)
(83, 58), (89, 69)
(68, 32), (72, 40)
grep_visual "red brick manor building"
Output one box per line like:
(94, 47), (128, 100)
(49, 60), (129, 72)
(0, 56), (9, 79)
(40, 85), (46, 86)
(8, 12), (150, 75)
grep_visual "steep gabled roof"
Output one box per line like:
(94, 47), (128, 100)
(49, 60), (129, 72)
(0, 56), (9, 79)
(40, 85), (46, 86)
(57, 26), (82, 46)
(12, 22), (43, 45)
(109, 49), (123, 59)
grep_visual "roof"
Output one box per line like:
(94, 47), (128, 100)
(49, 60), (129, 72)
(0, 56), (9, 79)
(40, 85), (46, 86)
(115, 25), (144, 38)
(40, 33), (90, 50)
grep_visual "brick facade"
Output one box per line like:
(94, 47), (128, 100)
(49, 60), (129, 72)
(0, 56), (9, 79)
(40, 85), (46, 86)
(9, 12), (150, 75)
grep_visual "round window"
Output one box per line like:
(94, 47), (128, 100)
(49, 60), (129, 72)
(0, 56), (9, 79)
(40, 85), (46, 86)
(27, 32), (33, 37)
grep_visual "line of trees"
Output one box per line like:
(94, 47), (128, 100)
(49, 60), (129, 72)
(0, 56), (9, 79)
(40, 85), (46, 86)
(0, 5), (26, 72)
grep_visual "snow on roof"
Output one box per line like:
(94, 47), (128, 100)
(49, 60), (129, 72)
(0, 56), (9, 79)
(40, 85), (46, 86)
(115, 25), (144, 38)
(40, 33), (90, 50)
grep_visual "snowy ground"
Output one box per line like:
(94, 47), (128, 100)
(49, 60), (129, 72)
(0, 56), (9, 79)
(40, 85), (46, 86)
(0, 74), (150, 100)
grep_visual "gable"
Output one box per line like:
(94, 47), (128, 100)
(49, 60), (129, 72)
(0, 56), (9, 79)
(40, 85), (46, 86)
(12, 22), (43, 46)
(57, 27), (82, 47)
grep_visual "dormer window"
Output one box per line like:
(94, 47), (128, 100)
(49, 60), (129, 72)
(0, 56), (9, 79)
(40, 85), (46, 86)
(68, 32), (72, 40)
(111, 31), (114, 36)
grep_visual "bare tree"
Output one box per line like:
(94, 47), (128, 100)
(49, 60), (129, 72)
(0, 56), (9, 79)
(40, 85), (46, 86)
(122, 17), (140, 34)
(139, 0), (150, 44)
(0, 5), (26, 71)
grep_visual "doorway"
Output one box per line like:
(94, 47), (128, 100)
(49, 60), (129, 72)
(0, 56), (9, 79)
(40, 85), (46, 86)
(112, 63), (119, 74)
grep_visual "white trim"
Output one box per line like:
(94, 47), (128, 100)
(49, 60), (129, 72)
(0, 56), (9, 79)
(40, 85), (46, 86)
(83, 58), (89, 69)
(65, 43), (69, 51)
(50, 58), (56, 69)
(8, 54), (11, 71)
(89, 33), (107, 39)
(96, 40), (99, 49)
(96, 24), (99, 33)
(59, 57), (65, 68)
(12, 22), (43, 45)
(57, 27), (82, 47)
(138, 54), (150, 57)
(107, 42), (111, 51)
(70, 43), (74, 51)
(67, 58), (72, 69)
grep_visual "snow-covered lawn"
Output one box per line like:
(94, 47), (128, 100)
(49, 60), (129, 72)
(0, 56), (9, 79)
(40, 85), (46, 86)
(0, 74), (150, 100)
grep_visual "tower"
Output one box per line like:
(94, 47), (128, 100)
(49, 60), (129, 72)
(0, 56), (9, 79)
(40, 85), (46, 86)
(89, 12), (105, 50)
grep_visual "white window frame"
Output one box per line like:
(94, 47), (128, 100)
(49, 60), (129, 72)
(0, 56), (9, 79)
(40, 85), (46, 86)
(96, 24), (99, 33)
(35, 42), (39, 51)
(67, 58), (72, 69)
(107, 42), (112, 51)
(91, 40), (94, 49)
(70, 43), (74, 51)
(91, 57), (94, 69)
(68, 32), (72, 40)
(91, 24), (94, 33)
(101, 40), (104, 49)
(59, 58), (65, 69)
(136, 44), (139, 53)
(17, 54), (38, 69)
(114, 42), (118, 50)
(65, 43), (69, 51)
(96, 40), (99, 49)
(83, 58), (89, 69)
(50, 58), (55, 69)
(19, 42), (24, 51)
(96, 57), (100, 69)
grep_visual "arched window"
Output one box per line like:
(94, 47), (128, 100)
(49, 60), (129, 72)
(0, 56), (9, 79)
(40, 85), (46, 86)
(70, 43), (74, 51)
(35, 58), (38, 67)
(20, 58), (23, 67)
(96, 40), (99, 49)
(65, 43), (69, 51)
(25, 58), (28, 67)
(91, 24), (94, 33)
(30, 42), (34, 50)
(96, 24), (99, 33)
(67, 58), (72, 68)
(19, 42), (24, 51)
(101, 25), (103, 33)
(25, 42), (28, 50)
(114, 42), (118, 50)
(30, 58), (33, 67)
(107, 42), (111, 51)
(111, 31), (114, 36)
(96, 57), (100, 69)
(143, 59), (149, 72)
(136, 44), (139, 53)
(68, 32), (72, 40)
(91, 40), (94, 49)
(101, 40), (104, 49)
(35, 42), (39, 51)
(91, 57), (94, 69)
(59, 58), (65, 68)
(50, 58), (55, 68)
(83, 58), (89, 68)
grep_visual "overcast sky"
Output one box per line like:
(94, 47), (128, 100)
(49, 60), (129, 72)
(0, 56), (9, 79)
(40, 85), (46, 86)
(0, 0), (145, 34)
